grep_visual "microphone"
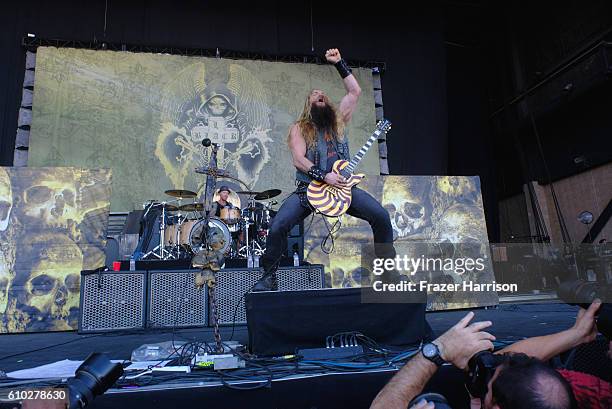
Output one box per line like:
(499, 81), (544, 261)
(202, 138), (212, 147)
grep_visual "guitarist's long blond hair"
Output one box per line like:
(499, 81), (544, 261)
(289, 92), (345, 148)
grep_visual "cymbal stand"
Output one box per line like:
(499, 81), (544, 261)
(143, 202), (174, 260)
(171, 196), (186, 259)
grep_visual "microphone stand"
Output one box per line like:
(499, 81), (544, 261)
(200, 141), (220, 248)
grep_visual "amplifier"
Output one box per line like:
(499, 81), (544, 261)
(213, 265), (325, 326)
(147, 269), (208, 328)
(78, 270), (147, 333)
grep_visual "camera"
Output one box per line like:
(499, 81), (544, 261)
(66, 353), (123, 409)
(465, 351), (505, 399)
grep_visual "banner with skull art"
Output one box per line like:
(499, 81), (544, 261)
(28, 47), (378, 211)
(304, 175), (498, 310)
(0, 167), (111, 333)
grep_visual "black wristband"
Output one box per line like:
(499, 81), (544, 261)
(307, 166), (326, 182)
(334, 59), (352, 79)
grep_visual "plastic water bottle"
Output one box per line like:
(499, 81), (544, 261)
(293, 251), (299, 267)
(129, 256), (136, 271)
(247, 254), (253, 268)
(253, 255), (260, 268)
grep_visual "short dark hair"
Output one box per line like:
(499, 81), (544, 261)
(492, 354), (577, 409)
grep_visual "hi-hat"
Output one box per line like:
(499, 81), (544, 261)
(165, 189), (197, 198)
(254, 189), (281, 200)
(179, 203), (205, 212)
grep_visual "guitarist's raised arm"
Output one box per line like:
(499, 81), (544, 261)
(288, 124), (347, 188)
(326, 48), (361, 124)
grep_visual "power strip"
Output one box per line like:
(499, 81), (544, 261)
(151, 366), (191, 373)
(194, 353), (245, 370)
(298, 346), (364, 360)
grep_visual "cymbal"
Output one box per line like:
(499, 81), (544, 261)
(179, 203), (205, 212)
(236, 190), (261, 196)
(254, 189), (281, 200)
(165, 189), (197, 198)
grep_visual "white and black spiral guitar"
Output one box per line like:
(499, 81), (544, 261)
(307, 119), (392, 217)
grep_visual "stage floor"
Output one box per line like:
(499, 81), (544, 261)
(0, 302), (586, 409)
(0, 302), (578, 374)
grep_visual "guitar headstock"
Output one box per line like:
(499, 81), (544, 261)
(375, 119), (392, 134)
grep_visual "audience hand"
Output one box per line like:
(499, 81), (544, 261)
(434, 311), (495, 370)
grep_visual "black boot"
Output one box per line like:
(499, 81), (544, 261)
(252, 270), (278, 292)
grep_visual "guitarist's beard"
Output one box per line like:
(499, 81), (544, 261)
(310, 103), (336, 134)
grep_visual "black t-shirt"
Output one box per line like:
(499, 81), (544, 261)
(325, 139), (339, 172)
(214, 201), (225, 217)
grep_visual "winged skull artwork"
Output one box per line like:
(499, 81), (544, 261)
(155, 61), (272, 190)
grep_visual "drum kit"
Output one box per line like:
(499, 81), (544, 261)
(141, 187), (281, 261)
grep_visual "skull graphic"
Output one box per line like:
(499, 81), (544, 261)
(11, 233), (82, 331)
(382, 177), (432, 240)
(17, 168), (108, 234)
(0, 168), (14, 316)
(0, 167), (12, 232)
(434, 203), (486, 244)
(434, 176), (479, 208)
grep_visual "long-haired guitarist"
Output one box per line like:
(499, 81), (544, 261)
(255, 48), (395, 291)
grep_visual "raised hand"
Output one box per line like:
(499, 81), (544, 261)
(325, 48), (341, 64)
(569, 300), (601, 345)
(434, 311), (496, 370)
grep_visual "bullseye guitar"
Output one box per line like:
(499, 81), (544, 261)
(307, 119), (392, 217)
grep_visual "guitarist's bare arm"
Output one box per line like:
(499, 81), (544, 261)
(288, 124), (347, 188)
(325, 48), (362, 124)
(288, 124), (315, 173)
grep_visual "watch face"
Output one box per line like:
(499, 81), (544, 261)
(423, 343), (437, 358)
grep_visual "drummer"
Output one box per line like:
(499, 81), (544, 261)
(213, 185), (235, 217)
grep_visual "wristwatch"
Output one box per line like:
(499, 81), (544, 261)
(421, 342), (446, 366)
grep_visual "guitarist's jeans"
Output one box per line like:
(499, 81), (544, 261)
(261, 186), (395, 274)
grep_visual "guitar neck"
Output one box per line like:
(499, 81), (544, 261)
(345, 132), (380, 174)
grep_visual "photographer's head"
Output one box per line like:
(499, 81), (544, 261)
(485, 354), (577, 409)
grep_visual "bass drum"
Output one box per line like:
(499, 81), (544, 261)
(188, 217), (231, 255)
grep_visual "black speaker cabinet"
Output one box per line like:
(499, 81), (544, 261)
(246, 287), (431, 356)
(213, 265), (325, 326)
(147, 269), (208, 328)
(79, 270), (147, 333)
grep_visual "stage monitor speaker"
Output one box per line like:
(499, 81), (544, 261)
(288, 221), (303, 237)
(147, 269), (208, 328)
(245, 287), (431, 356)
(213, 265), (325, 326)
(79, 270), (147, 333)
(286, 236), (304, 260)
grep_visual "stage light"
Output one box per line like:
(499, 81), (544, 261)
(578, 210), (594, 225)
(66, 353), (123, 409)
